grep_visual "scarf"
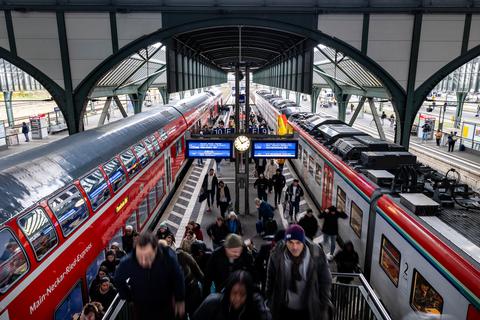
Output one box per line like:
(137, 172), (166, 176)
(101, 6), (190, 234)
(286, 247), (306, 293)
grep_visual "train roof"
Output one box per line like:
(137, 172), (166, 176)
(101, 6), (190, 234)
(0, 106), (182, 224)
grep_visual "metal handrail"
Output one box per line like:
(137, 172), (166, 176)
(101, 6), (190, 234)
(331, 272), (392, 320)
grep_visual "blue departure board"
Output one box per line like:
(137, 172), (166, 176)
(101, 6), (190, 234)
(252, 140), (298, 158)
(186, 140), (233, 158)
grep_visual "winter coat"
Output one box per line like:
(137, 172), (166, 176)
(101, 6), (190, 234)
(216, 185), (231, 204)
(114, 246), (185, 319)
(203, 174), (218, 192)
(206, 222), (229, 245)
(271, 173), (286, 190)
(318, 210), (347, 236)
(90, 286), (117, 310)
(204, 246), (255, 296)
(184, 223), (204, 241)
(257, 201), (274, 221)
(264, 162), (278, 180)
(180, 234), (197, 253)
(266, 240), (332, 320)
(298, 214), (319, 239)
(177, 250), (204, 315)
(285, 184), (304, 203)
(121, 234), (134, 253)
(254, 177), (269, 194)
(193, 292), (271, 320)
(21, 124), (29, 134)
(226, 218), (243, 235)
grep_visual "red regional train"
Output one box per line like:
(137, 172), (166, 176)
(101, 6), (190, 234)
(0, 89), (222, 320)
(255, 90), (480, 319)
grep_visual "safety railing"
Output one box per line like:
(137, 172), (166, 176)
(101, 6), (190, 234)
(103, 272), (391, 320)
(331, 273), (391, 320)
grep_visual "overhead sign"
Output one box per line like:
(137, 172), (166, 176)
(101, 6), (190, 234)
(252, 140), (298, 158)
(212, 127), (235, 135)
(186, 140), (233, 158)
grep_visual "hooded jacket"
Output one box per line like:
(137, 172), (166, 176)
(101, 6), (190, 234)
(265, 240), (332, 320)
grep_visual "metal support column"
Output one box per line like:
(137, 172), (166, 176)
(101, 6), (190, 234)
(368, 98), (386, 140)
(159, 87), (169, 105)
(349, 96), (367, 126)
(179, 91), (185, 99)
(455, 91), (467, 129)
(244, 66), (250, 215)
(234, 64), (241, 214)
(98, 96), (112, 126)
(311, 86), (321, 113)
(128, 93), (143, 114)
(286, 90), (290, 99)
(3, 91), (14, 127)
(113, 96), (128, 118)
(295, 92), (301, 105)
(337, 93), (351, 122)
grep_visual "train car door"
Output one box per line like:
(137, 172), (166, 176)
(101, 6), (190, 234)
(322, 164), (334, 208)
(165, 151), (172, 192)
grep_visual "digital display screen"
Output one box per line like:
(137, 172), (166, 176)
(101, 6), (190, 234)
(252, 140), (298, 158)
(186, 140), (233, 158)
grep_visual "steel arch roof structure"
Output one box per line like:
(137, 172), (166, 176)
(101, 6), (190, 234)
(90, 43), (167, 99)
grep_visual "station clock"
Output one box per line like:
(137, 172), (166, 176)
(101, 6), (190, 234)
(234, 135), (251, 152)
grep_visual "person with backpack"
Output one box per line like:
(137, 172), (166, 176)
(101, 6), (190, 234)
(421, 121), (432, 143)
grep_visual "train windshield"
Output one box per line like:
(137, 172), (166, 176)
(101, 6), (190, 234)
(80, 169), (110, 211)
(0, 228), (29, 293)
(103, 158), (127, 192)
(120, 149), (140, 178)
(48, 186), (89, 237)
(18, 208), (58, 260)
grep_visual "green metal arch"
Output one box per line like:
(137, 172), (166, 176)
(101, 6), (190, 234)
(0, 47), (66, 117)
(413, 44), (480, 118)
(74, 16), (406, 132)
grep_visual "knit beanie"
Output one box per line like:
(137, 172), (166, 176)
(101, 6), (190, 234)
(224, 234), (243, 248)
(285, 224), (305, 243)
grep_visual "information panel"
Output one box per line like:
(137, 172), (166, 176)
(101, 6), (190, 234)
(252, 140), (298, 158)
(186, 140), (233, 158)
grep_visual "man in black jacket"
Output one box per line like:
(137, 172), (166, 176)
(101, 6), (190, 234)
(216, 180), (231, 218)
(271, 169), (286, 206)
(266, 225), (331, 320)
(204, 234), (255, 297)
(285, 179), (304, 222)
(318, 206), (348, 260)
(114, 232), (185, 319)
(202, 168), (218, 212)
(298, 209), (318, 240)
(254, 173), (269, 201)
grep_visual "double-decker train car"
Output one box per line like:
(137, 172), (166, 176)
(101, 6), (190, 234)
(0, 89), (222, 320)
(255, 90), (480, 319)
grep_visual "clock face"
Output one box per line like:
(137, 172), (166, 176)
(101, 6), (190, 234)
(234, 135), (251, 152)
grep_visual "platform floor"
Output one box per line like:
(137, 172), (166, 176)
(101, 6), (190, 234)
(158, 159), (341, 266)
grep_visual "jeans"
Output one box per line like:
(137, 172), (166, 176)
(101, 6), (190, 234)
(24, 132), (29, 142)
(422, 131), (429, 141)
(274, 188), (282, 205)
(207, 190), (215, 208)
(218, 201), (229, 218)
(289, 201), (300, 221)
(323, 234), (337, 255)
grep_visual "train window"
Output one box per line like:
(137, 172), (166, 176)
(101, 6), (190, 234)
(149, 135), (161, 155)
(143, 138), (154, 157)
(134, 142), (150, 168)
(80, 169), (110, 212)
(103, 158), (127, 192)
(86, 250), (105, 289)
(410, 270), (444, 315)
(54, 281), (83, 320)
(48, 185), (89, 237)
(18, 208), (58, 261)
(379, 235), (401, 286)
(126, 210), (138, 231)
(308, 156), (315, 176)
(336, 187), (346, 212)
(0, 228), (29, 293)
(350, 201), (362, 238)
(138, 198), (148, 229)
(120, 149), (140, 178)
(156, 178), (165, 203)
(303, 150), (308, 168)
(315, 163), (322, 185)
(148, 187), (157, 214)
